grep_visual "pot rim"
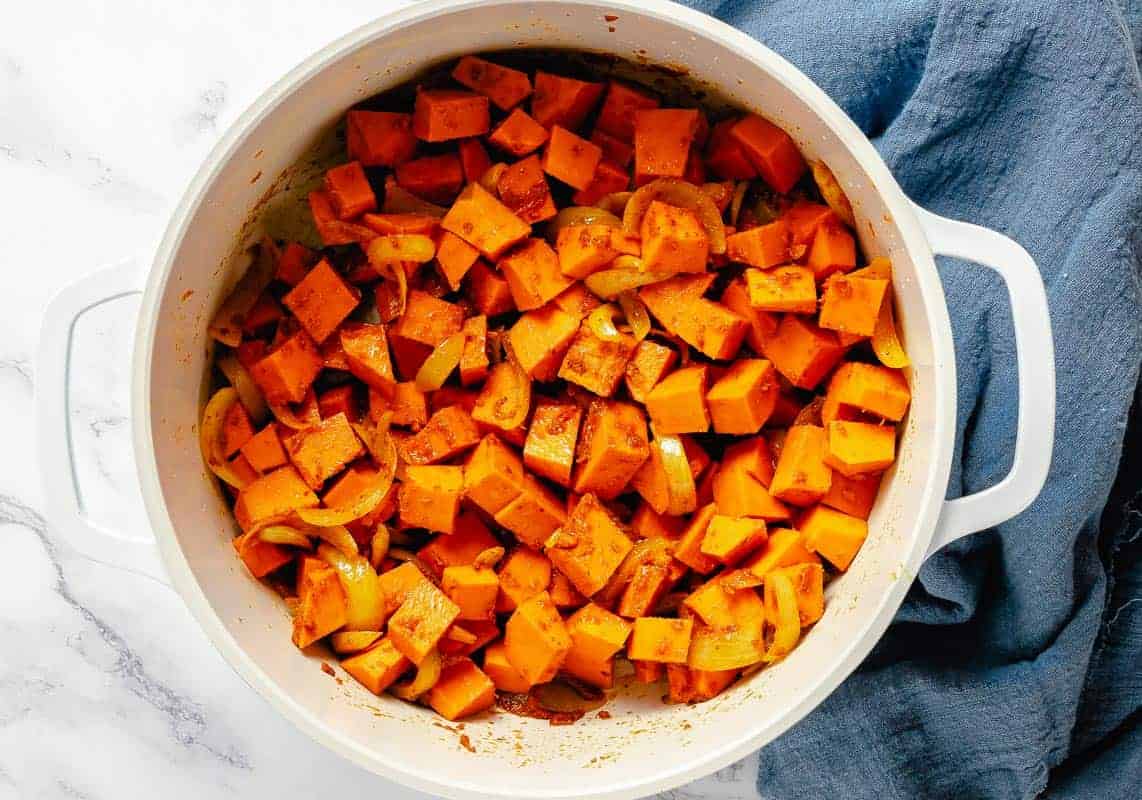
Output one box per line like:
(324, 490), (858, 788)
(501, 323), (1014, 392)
(132, 1), (956, 797)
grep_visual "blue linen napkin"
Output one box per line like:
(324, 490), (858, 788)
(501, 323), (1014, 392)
(680, 1), (1142, 797)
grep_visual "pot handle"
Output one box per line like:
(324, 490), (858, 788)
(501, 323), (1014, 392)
(914, 205), (1055, 559)
(35, 261), (169, 584)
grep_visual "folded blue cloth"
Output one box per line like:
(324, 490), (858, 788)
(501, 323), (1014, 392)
(681, 1), (1142, 797)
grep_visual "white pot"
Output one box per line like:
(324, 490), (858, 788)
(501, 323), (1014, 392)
(35, 1), (1056, 798)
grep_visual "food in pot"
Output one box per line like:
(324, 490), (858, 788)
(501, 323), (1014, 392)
(202, 53), (911, 722)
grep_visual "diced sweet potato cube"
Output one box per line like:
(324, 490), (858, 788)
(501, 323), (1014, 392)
(770, 425), (832, 506)
(824, 420), (896, 476)
(292, 557), (348, 648)
(234, 465), (320, 532)
(376, 561), (430, 616)
(505, 591), (572, 684)
(459, 315), (489, 386)
(558, 324), (638, 397)
(741, 528), (820, 580)
(548, 285), (601, 324)
(499, 238), (572, 311)
(822, 471), (882, 519)
(275, 241), (315, 286)
(572, 400), (650, 500)
(721, 278), (778, 355)
(543, 125), (602, 191)
(706, 359), (779, 434)
(483, 639), (532, 693)
(645, 365), (710, 434)
(729, 114), (806, 194)
(563, 603), (632, 688)
(683, 579), (763, 629)
(549, 570), (586, 609)
(727, 220), (790, 269)
(628, 435), (708, 515)
(463, 434), (527, 515)
(770, 562), (825, 626)
(468, 362), (526, 440)
(232, 530), (292, 577)
(418, 512), (500, 575)
(458, 137), (492, 183)
(556, 224), (639, 280)
(630, 501), (686, 540)
(488, 107), (549, 156)
(324, 161), (377, 219)
(617, 562), (672, 618)
(322, 463), (387, 524)
(631, 660), (664, 683)
(493, 476), (567, 550)
(241, 293), (283, 335)
(341, 636), (411, 694)
(346, 110), (416, 167)
(701, 516), (767, 564)
(465, 259), (516, 314)
(783, 201), (837, 246)
(806, 221), (857, 280)
(572, 160), (631, 205)
(398, 465), (463, 534)
(496, 154), (557, 225)
(640, 201), (709, 273)
(285, 412), (364, 489)
(250, 329), (324, 404)
(673, 503), (720, 574)
(398, 406), (481, 465)
(628, 617), (693, 664)
(712, 462), (790, 522)
(763, 315), (845, 390)
(705, 117), (757, 180)
(391, 290), (464, 350)
(413, 89), (490, 142)
(438, 620), (499, 658)
(524, 401), (583, 487)
(340, 323), (397, 396)
(317, 384), (360, 422)
(800, 505), (868, 571)
(508, 304), (580, 381)
(370, 382), (428, 429)
(667, 665), (738, 703)
(443, 565), (499, 622)
(282, 259), (360, 343)
(640, 275), (748, 361)
(633, 109), (700, 182)
(591, 128), (635, 167)
(822, 362), (911, 423)
(308, 190), (376, 246)
(442, 183), (531, 260)
(239, 424), (287, 473)
(531, 71), (604, 129)
(395, 153), (463, 204)
(387, 579), (460, 664)
(547, 494), (634, 597)
(452, 55), (532, 111)
(624, 339), (677, 403)
(495, 546), (552, 613)
(220, 402), (254, 457)
(362, 212), (440, 237)
(596, 81), (659, 142)
(745, 265), (817, 314)
(724, 435), (776, 486)
(819, 275), (888, 336)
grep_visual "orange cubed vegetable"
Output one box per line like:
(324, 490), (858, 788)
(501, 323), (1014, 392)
(412, 89), (490, 142)
(442, 565), (499, 622)
(721, 278), (778, 355)
(667, 665), (738, 703)
(640, 200), (709, 273)
(729, 114), (806, 194)
(221, 402), (254, 457)
(362, 212), (440, 237)
(722, 435), (775, 486)
(823, 362), (911, 423)
(459, 314), (489, 386)
(742, 527), (820, 580)
(308, 190), (375, 246)
(240, 424), (288, 473)
(317, 384), (360, 422)
(324, 161), (377, 219)
(800, 504), (868, 571)
(232, 530), (292, 578)
(504, 591), (572, 684)
(549, 570), (586, 609)
(387, 579), (461, 664)
(572, 160), (631, 205)
(392, 290), (464, 349)
(463, 434), (527, 515)
(771, 562), (825, 626)
(822, 471), (882, 519)
(705, 359), (779, 434)
(292, 556), (348, 648)
(824, 420), (896, 476)
(395, 153), (464, 204)
(346, 110), (416, 167)
(673, 503), (720, 574)
(234, 465), (319, 532)
(496, 154), (558, 224)
(495, 546), (552, 613)
(630, 501), (687, 540)
(632, 660), (664, 683)
(452, 55), (532, 111)
(596, 81), (659, 142)
(466, 260), (515, 317)
(770, 425), (832, 506)
(704, 117), (757, 180)
(418, 511), (500, 574)
(469, 362), (527, 441)
(558, 323), (638, 397)
(633, 109), (700, 182)
(624, 339), (677, 403)
(727, 220), (790, 269)
(250, 329), (324, 405)
(617, 561), (672, 618)
(282, 259), (360, 343)
(591, 128), (634, 167)
(493, 476), (568, 549)
(524, 401), (583, 487)
(341, 636), (411, 694)
(701, 515), (767, 564)
(763, 315), (845, 390)
(551, 282), (604, 320)
(531, 71), (604, 129)
(806, 221), (857, 281)
(370, 382), (428, 429)
(818, 275), (890, 336)
(442, 182), (531, 260)
(645, 365), (710, 434)
(458, 137), (492, 183)
(563, 603), (632, 688)
(275, 241), (315, 286)
(543, 125), (602, 191)
(545, 494), (634, 597)
(640, 275), (748, 361)
(398, 464), (464, 534)
(556, 224), (639, 279)
(483, 639), (532, 693)
(683, 577), (761, 629)
(784, 201), (838, 246)
(745, 265), (817, 314)
(712, 462), (790, 522)
(339, 323), (397, 396)
(241, 292), (283, 334)
(376, 560), (430, 616)
(488, 107), (549, 156)
(285, 412), (365, 489)
(508, 304), (580, 381)
(498, 238), (573, 311)
(628, 617), (693, 664)
(398, 406), (481, 465)
(572, 400), (650, 500)
(630, 434), (706, 515)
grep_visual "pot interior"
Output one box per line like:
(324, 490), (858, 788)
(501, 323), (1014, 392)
(139, 2), (951, 797)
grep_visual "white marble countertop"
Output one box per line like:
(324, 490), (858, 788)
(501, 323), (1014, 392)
(3, 2), (759, 798)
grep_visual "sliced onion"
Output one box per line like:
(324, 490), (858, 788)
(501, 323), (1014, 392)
(382, 176), (446, 217)
(258, 525), (314, 549)
(369, 524), (391, 570)
(216, 352), (268, 425)
(792, 397), (825, 427)
(445, 625), (478, 645)
(312, 525), (359, 557)
(658, 435), (698, 515)
(479, 163), (508, 196)
(873, 294), (910, 369)
(764, 571), (801, 663)
(809, 161), (856, 228)
(472, 546), (506, 570)
(595, 191), (633, 215)
(269, 390), (320, 430)
(586, 304), (623, 340)
(545, 206), (622, 241)
(389, 648), (441, 700)
(208, 237), (278, 347)
(622, 178), (727, 254)
(729, 181), (748, 227)
(296, 471), (393, 528)
(388, 547), (418, 562)
(331, 630), (382, 654)
(414, 332), (465, 392)
(316, 542), (386, 630)
(617, 291), (651, 341)
(688, 625), (766, 671)
(596, 537), (673, 609)
(584, 267), (676, 299)
(200, 388), (255, 489)
(367, 234), (436, 271)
